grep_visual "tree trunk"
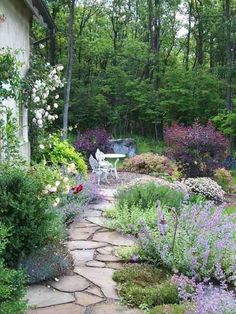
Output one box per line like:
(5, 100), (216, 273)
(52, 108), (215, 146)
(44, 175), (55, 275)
(225, 0), (233, 112)
(185, 0), (192, 70)
(63, 0), (76, 140)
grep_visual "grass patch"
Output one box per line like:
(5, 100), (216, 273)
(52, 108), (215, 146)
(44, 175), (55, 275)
(113, 264), (179, 309)
(232, 170), (236, 186)
(148, 304), (188, 314)
(225, 205), (236, 215)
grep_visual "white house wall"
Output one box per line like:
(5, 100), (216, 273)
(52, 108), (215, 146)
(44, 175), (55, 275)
(0, 0), (31, 161)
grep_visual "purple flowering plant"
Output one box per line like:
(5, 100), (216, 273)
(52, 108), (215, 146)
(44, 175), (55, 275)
(138, 201), (236, 284)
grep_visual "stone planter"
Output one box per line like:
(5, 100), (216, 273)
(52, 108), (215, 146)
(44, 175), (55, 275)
(110, 138), (136, 157)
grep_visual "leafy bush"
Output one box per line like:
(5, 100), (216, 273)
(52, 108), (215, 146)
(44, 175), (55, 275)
(108, 184), (184, 234)
(0, 224), (27, 314)
(74, 128), (112, 158)
(113, 265), (179, 309)
(184, 177), (225, 203)
(0, 164), (65, 267)
(164, 122), (229, 177)
(122, 153), (179, 179)
(138, 202), (236, 283)
(19, 243), (73, 284)
(38, 135), (87, 177)
(116, 183), (184, 211)
(213, 168), (233, 193)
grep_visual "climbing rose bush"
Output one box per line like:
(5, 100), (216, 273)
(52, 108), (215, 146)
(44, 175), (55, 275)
(138, 202), (236, 284)
(122, 153), (180, 179)
(184, 177), (225, 203)
(164, 122), (229, 177)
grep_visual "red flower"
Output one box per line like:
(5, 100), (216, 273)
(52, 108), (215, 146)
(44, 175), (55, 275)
(72, 184), (83, 194)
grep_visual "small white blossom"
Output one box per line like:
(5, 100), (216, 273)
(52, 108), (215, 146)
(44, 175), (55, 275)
(39, 144), (45, 150)
(53, 103), (58, 108)
(46, 105), (51, 111)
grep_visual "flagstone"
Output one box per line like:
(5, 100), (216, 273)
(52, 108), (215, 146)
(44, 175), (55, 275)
(71, 249), (94, 266)
(96, 246), (114, 255)
(26, 285), (75, 308)
(92, 231), (134, 246)
(82, 209), (102, 218)
(74, 267), (118, 300)
(106, 262), (124, 270)
(67, 240), (107, 250)
(27, 303), (85, 314)
(68, 227), (99, 241)
(95, 254), (122, 262)
(75, 292), (104, 306)
(85, 286), (104, 298)
(49, 275), (90, 292)
(86, 217), (110, 228)
(86, 260), (106, 268)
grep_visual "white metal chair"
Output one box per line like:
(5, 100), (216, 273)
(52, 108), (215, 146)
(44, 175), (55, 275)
(95, 149), (116, 178)
(89, 155), (110, 185)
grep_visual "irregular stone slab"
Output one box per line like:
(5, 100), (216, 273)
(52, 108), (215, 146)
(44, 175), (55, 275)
(71, 250), (94, 266)
(100, 188), (117, 198)
(106, 262), (124, 270)
(26, 285), (75, 308)
(90, 303), (143, 314)
(85, 286), (104, 298)
(86, 217), (110, 228)
(27, 303), (85, 314)
(67, 240), (107, 250)
(83, 209), (102, 218)
(96, 254), (122, 262)
(97, 246), (114, 255)
(74, 267), (118, 300)
(68, 227), (99, 241)
(49, 275), (89, 292)
(92, 231), (134, 246)
(75, 292), (104, 306)
(72, 222), (96, 228)
(89, 202), (113, 212)
(86, 260), (106, 268)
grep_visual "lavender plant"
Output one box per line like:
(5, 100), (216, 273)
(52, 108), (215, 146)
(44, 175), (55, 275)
(138, 202), (236, 284)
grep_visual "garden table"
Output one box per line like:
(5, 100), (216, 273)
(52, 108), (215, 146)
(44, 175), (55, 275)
(103, 153), (126, 179)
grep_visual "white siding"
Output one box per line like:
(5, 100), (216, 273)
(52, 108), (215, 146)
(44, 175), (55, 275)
(0, 0), (31, 160)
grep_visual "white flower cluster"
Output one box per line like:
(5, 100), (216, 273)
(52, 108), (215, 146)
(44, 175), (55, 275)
(31, 64), (64, 128)
(184, 177), (225, 203)
(43, 176), (71, 207)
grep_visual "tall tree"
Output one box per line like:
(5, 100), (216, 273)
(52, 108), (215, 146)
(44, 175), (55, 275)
(63, 0), (76, 140)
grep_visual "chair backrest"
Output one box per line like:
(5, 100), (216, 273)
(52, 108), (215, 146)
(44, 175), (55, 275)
(89, 155), (99, 171)
(95, 149), (105, 162)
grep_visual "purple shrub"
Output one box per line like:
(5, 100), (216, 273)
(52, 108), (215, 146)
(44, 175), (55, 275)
(164, 122), (229, 177)
(74, 128), (112, 158)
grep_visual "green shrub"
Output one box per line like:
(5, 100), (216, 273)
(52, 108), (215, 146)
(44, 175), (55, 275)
(148, 304), (187, 314)
(122, 153), (180, 179)
(0, 164), (65, 267)
(19, 243), (73, 284)
(37, 135), (87, 177)
(213, 168), (233, 192)
(116, 183), (184, 210)
(109, 184), (184, 234)
(113, 265), (179, 308)
(0, 224), (27, 314)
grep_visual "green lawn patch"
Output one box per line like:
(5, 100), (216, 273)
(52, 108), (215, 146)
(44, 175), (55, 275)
(113, 264), (179, 310)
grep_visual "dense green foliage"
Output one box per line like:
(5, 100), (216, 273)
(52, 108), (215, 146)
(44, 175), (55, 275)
(113, 265), (179, 309)
(36, 0), (235, 141)
(0, 225), (27, 314)
(0, 165), (65, 267)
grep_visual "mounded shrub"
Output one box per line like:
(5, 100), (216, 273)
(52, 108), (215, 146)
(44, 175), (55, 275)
(184, 177), (225, 203)
(0, 224), (27, 314)
(213, 168), (233, 192)
(122, 153), (179, 179)
(0, 164), (65, 267)
(37, 135), (87, 177)
(74, 128), (112, 158)
(164, 121), (229, 177)
(19, 243), (73, 284)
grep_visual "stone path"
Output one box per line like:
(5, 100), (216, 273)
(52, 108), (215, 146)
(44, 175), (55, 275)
(27, 188), (142, 314)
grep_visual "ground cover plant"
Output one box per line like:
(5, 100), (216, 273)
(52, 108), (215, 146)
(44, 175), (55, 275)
(164, 122), (229, 178)
(122, 153), (180, 179)
(213, 168), (234, 192)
